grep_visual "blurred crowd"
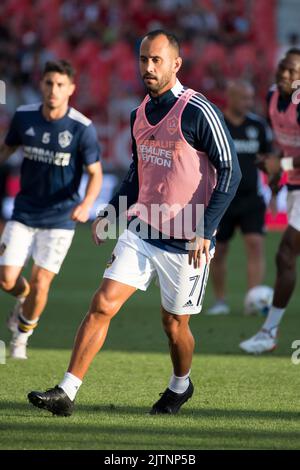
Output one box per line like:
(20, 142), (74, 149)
(1, 0), (277, 168)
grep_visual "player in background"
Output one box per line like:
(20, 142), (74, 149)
(28, 30), (241, 417)
(0, 163), (9, 234)
(0, 60), (102, 359)
(206, 80), (273, 315)
(240, 49), (300, 353)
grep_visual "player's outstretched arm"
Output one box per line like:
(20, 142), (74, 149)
(71, 162), (103, 223)
(0, 142), (18, 165)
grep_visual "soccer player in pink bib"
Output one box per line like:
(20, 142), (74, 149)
(240, 49), (300, 354)
(28, 30), (241, 416)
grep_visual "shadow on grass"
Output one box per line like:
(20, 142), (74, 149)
(0, 400), (299, 422)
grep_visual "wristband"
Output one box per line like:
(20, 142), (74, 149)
(280, 157), (294, 171)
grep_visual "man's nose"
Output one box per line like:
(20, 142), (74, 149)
(145, 60), (154, 73)
(280, 67), (290, 79)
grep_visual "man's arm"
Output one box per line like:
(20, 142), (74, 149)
(0, 142), (19, 165)
(187, 97), (241, 267)
(71, 161), (103, 223)
(2, 111), (22, 164)
(193, 99), (241, 240)
(71, 123), (102, 223)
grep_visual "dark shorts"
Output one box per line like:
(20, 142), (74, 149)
(216, 195), (266, 243)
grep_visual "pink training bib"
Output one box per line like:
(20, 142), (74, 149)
(131, 88), (216, 239)
(269, 88), (300, 185)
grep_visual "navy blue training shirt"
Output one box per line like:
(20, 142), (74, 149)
(5, 103), (100, 229)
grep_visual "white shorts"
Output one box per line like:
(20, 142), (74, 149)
(0, 221), (75, 274)
(104, 229), (215, 315)
(287, 190), (300, 232)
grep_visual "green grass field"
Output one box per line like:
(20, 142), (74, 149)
(0, 226), (300, 450)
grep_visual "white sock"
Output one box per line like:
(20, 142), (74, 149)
(59, 372), (82, 401)
(17, 313), (39, 337)
(13, 329), (31, 343)
(168, 370), (190, 394)
(262, 306), (285, 336)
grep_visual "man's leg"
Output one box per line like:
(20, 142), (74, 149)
(27, 278), (137, 415)
(13, 264), (56, 334)
(209, 241), (229, 302)
(206, 208), (235, 315)
(22, 264), (56, 321)
(67, 278), (137, 379)
(28, 229), (156, 415)
(240, 226), (300, 353)
(9, 227), (74, 358)
(263, 226), (300, 327)
(149, 308), (195, 415)
(161, 308), (194, 377)
(243, 233), (265, 289)
(9, 264), (56, 359)
(0, 265), (31, 334)
(0, 265), (29, 298)
(0, 221), (34, 330)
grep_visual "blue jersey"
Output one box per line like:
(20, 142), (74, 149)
(5, 103), (100, 229)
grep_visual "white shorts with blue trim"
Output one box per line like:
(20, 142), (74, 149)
(103, 229), (214, 315)
(0, 220), (74, 274)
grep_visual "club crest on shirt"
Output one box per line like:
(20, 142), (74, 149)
(167, 115), (179, 135)
(0, 243), (6, 256)
(106, 253), (116, 268)
(246, 126), (259, 139)
(58, 130), (73, 148)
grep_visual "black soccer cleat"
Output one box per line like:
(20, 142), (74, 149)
(150, 379), (194, 415)
(28, 386), (74, 417)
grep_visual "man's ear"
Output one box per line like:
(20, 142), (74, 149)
(174, 56), (182, 74)
(69, 83), (76, 97)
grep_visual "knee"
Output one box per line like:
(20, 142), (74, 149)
(89, 291), (120, 319)
(0, 277), (16, 292)
(0, 269), (18, 292)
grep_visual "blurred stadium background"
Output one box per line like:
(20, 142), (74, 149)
(1, 0), (300, 220)
(1, 0), (300, 451)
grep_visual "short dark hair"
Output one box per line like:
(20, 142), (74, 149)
(42, 60), (75, 80)
(143, 30), (180, 56)
(286, 48), (300, 57)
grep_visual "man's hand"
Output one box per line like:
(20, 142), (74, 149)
(71, 202), (91, 223)
(265, 155), (281, 175)
(188, 236), (211, 269)
(92, 217), (109, 246)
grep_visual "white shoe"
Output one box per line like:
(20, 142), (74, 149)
(239, 329), (277, 354)
(10, 330), (32, 360)
(6, 297), (26, 332)
(205, 301), (230, 315)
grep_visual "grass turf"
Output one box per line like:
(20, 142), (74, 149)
(0, 226), (300, 450)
